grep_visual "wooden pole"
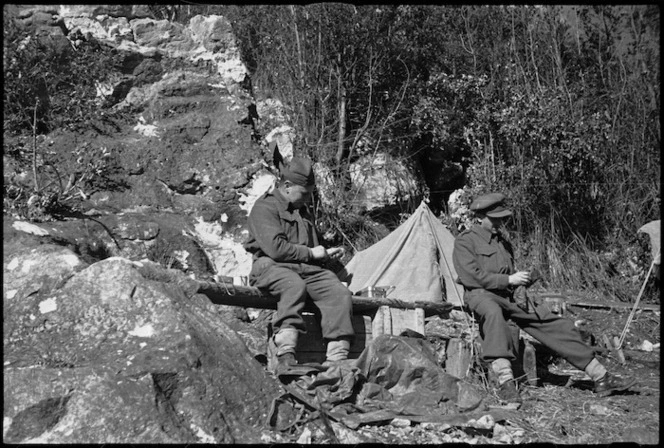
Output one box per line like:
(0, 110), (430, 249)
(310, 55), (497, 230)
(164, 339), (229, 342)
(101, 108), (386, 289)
(602, 334), (626, 365)
(612, 336), (626, 365)
(195, 279), (454, 315)
(617, 253), (659, 349)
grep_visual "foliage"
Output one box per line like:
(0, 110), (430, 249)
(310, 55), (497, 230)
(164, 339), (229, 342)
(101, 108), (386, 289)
(3, 136), (124, 221)
(3, 11), (128, 220)
(3, 16), (123, 134)
(449, 6), (659, 300)
(220, 5), (660, 299)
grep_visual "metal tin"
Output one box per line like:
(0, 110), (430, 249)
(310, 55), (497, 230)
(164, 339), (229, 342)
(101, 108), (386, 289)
(356, 286), (395, 298)
(544, 297), (565, 316)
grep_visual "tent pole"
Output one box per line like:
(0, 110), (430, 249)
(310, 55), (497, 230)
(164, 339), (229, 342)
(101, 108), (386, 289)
(617, 251), (659, 349)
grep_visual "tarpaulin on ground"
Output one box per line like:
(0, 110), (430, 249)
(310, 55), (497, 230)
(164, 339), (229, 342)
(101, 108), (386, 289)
(269, 334), (486, 430)
(338, 201), (465, 306)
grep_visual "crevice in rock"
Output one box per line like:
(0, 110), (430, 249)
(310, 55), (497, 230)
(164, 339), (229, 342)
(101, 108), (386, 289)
(5, 394), (71, 443)
(150, 372), (196, 441)
(152, 372), (180, 402)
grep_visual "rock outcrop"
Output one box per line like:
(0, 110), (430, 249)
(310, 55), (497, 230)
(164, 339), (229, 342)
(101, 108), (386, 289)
(3, 234), (282, 443)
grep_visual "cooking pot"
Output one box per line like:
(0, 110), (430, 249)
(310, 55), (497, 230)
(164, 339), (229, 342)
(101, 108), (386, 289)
(355, 285), (395, 298)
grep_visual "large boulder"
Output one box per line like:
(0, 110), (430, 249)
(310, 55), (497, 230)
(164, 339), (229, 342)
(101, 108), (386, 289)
(3, 248), (284, 443)
(3, 243), (86, 304)
(349, 152), (425, 213)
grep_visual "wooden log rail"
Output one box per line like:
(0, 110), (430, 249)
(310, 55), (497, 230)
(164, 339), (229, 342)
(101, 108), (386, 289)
(194, 279), (454, 316)
(532, 293), (660, 312)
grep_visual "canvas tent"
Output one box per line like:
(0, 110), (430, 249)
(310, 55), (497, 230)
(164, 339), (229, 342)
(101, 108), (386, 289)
(338, 201), (465, 306)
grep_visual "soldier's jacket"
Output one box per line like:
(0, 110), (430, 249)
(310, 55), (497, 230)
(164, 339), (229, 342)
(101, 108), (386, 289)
(243, 188), (319, 263)
(452, 224), (516, 293)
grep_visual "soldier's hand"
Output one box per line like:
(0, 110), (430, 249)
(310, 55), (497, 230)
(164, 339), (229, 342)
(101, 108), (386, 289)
(310, 245), (329, 260)
(326, 247), (345, 260)
(508, 271), (531, 286)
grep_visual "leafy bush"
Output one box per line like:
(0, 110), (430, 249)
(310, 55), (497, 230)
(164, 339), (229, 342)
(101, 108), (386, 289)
(3, 17), (123, 135)
(3, 13), (127, 220)
(3, 137), (125, 221)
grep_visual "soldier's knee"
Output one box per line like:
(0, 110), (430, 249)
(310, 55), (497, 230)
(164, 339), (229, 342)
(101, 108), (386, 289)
(337, 286), (353, 311)
(288, 277), (307, 296)
(270, 269), (307, 299)
(474, 298), (502, 316)
(339, 282), (352, 298)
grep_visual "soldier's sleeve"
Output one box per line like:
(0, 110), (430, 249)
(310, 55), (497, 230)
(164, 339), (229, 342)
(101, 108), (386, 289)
(453, 232), (510, 290)
(247, 199), (314, 263)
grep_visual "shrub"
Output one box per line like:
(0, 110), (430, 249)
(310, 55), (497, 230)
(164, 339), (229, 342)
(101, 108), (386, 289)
(3, 13), (127, 220)
(3, 14), (124, 134)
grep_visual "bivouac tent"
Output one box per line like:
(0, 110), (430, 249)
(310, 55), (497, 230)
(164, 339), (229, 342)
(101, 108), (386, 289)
(338, 201), (465, 306)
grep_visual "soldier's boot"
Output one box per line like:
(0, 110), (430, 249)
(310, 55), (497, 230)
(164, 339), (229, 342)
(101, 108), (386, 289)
(594, 373), (637, 397)
(585, 357), (637, 397)
(492, 358), (522, 407)
(273, 328), (298, 374)
(322, 338), (351, 367)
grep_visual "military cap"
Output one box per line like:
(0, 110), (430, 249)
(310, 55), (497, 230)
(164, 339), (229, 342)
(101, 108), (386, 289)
(470, 192), (512, 218)
(279, 157), (315, 187)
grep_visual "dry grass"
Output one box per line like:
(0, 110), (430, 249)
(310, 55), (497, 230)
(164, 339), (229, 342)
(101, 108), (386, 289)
(514, 225), (658, 305)
(516, 381), (658, 444)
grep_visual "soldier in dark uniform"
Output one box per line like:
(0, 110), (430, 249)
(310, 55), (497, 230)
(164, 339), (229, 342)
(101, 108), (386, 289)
(244, 155), (354, 373)
(453, 192), (636, 405)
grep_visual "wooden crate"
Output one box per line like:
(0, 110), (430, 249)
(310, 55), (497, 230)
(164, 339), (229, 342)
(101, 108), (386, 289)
(297, 312), (374, 364)
(372, 305), (425, 337)
(267, 306), (426, 367)
(267, 311), (374, 366)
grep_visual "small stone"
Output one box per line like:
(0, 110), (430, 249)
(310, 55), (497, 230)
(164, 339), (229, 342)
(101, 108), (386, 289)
(296, 427), (312, 444)
(7, 258), (19, 271)
(588, 404), (612, 415)
(390, 418), (411, 428)
(39, 298), (58, 314)
(469, 414), (495, 430)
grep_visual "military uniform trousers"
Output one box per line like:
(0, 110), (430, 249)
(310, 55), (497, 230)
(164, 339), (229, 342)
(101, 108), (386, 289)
(465, 289), (595, 371)
(249, 256), (355, 341)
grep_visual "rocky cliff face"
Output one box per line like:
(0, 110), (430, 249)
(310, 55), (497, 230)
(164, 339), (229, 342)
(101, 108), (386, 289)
(5, 4), (278, 279)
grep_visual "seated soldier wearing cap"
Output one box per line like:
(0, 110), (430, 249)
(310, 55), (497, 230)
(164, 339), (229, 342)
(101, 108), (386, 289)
(243, 154), (354, 374)
(452, 192), (636, 406)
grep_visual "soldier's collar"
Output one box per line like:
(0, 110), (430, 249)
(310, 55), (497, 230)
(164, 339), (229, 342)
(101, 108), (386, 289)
(472, 224), (496, 243)
(272, 187), (301, 213)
